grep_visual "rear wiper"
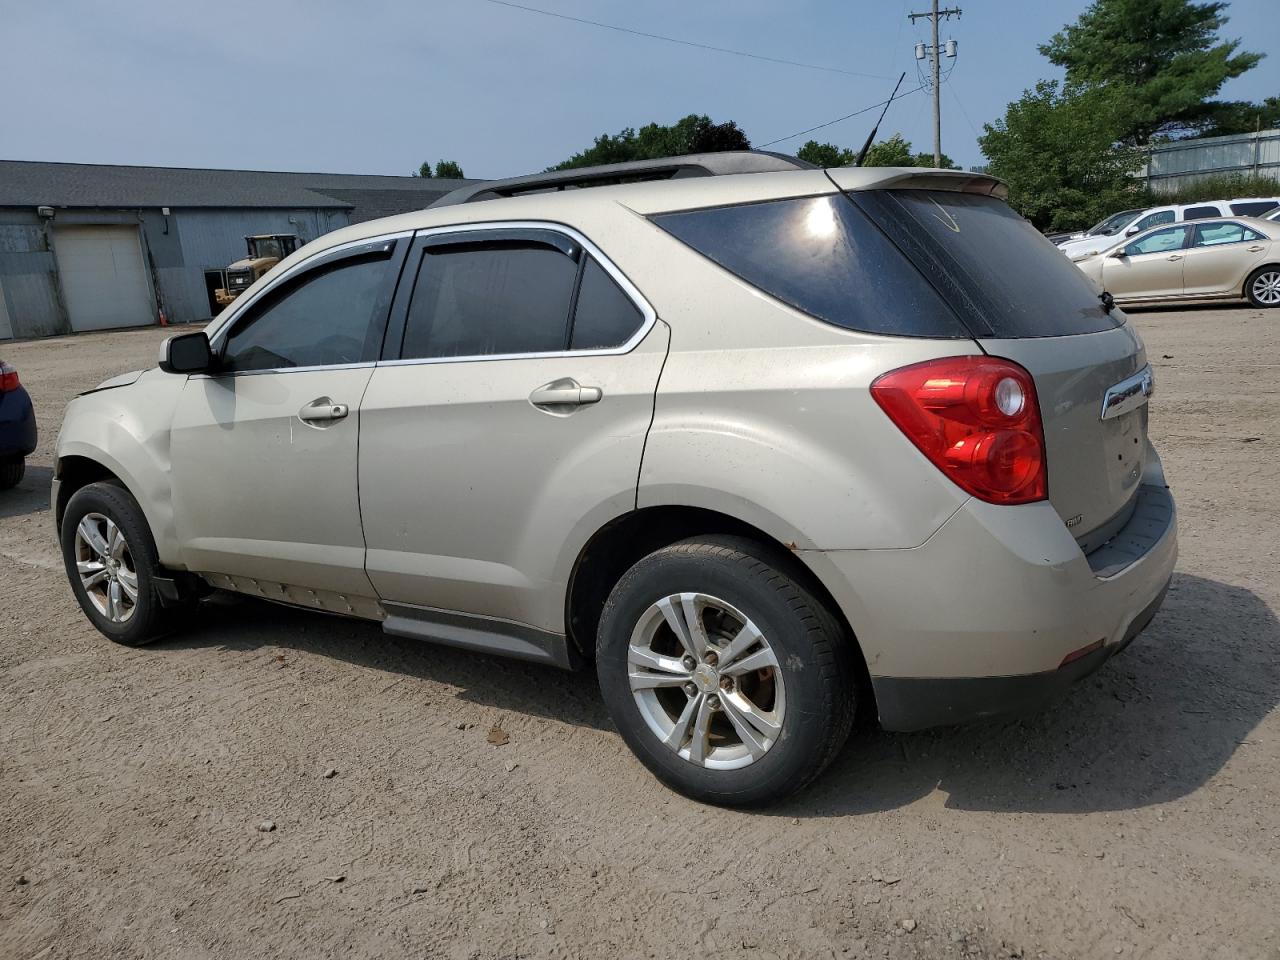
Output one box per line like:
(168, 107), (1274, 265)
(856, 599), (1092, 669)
(1099, 291), (1116, 313)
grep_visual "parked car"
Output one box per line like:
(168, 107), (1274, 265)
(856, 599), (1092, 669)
(1059, 196), (1280, 260)
(52, 155), (1178, 806)
(1047, 207), (1147, 246)
(0, 359), (37, 489)
(1076, 216), (1280, 308)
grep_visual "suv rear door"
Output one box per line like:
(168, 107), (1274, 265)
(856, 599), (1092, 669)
(358, 225), (668, 635)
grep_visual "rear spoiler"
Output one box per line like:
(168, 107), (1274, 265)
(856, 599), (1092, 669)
(826, 167), (1009, 200)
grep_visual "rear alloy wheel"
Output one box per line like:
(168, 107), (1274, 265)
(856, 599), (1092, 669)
(1246, 267), (1280, 308)
(597, 536), (855, 806)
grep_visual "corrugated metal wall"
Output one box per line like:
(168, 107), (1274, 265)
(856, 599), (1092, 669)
(1144, 129), (1280, 194)
(0, 212), (66, 339)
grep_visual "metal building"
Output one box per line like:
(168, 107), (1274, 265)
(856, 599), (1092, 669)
(0, 161), (468, 340)
(1141, 128), (1280, 194)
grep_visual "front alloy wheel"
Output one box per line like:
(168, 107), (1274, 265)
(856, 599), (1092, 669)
(74, 512), (139, 623)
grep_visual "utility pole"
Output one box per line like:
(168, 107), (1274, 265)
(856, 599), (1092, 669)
(909, 2), (961, 167)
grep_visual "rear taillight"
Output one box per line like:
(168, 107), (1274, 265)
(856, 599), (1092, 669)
(0, 361), (18, 393)
(871, 356), (1047, 505)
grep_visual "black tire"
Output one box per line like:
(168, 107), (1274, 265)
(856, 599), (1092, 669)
(1244, 265), (1280, 309)
(596, 535), (856, 807)
(60, 481), (185, 646)
(0, 457), (23, 490)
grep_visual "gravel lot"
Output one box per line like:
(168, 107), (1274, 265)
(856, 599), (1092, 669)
(1, 308), (1277, 960)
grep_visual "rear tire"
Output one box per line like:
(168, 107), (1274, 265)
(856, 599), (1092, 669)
(1245, 266), (1280, 308)
(60, 481), (187, 647)
(0, 457), (23, 490)
(596, 535), (855, 807)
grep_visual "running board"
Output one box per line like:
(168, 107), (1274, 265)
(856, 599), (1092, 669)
(381, 603), (581, 670)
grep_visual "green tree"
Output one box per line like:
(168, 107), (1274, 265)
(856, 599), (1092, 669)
(1039, 0), (1263, 144)
(979, 80), (1146, 230)
(434, 160), (466, 179)
(797, 134), (957, 169)
(552, 114), (750, 170)
(412, 161), (433, 178)
(1195, 95), (1280, 137)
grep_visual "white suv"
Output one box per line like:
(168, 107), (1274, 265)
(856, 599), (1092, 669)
(54, 154), (1177, 805)
(1059, 196), (1280, 260)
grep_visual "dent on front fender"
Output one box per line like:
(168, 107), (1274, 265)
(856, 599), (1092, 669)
(56, 370), (188, 566)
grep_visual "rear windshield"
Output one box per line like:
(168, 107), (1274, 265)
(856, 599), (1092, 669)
(650, 195), (969, 338)
(849, 190), (1121, 339)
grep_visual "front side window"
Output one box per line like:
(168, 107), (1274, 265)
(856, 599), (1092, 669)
(401, 242), (577, 360)
(1126, 226), (1190, 256)
(221, 254), (392, 372)
(1134, 210), (1176, 231)
(1192, 222), (1262, 247)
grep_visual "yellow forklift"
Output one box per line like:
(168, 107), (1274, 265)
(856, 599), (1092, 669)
(214, 234), (300, 308)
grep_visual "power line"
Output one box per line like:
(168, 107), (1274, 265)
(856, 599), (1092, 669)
(480, 0), (891, 80)
(758, 86), (924, 147)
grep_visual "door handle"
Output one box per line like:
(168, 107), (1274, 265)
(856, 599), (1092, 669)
(298, 398), (349, 423)
(1166, 255), (1183, 261)
(1248, 245), (1265, 252)
(529, 378), (603, 410)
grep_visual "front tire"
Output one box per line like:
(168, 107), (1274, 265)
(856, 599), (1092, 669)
(1245, 266), (1280, 308)
(60, 481), (184, 646)
(596, 536), (855, 806)
(0, 457), (23, 490)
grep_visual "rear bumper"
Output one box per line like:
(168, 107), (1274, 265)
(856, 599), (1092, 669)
(0, 386), (37, 459)
(801, 451), (1178, 732)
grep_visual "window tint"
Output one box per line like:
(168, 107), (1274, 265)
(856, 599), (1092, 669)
(401, 243), (577, 359)
(1230, 200), (1279, 217)
(1192, 222), (1261, 247)
(1127, 226), (1189, 256)
(1134, 210), (1175, 231)
(221, 255), (391, 372)
(850, 190), (1118, 339)
(1183, 205), (1221, 221)
(570, 258), (644, 350)
(652, 195), (968, 338)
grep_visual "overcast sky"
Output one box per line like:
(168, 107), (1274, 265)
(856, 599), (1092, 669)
(2, 0), (1277, 178)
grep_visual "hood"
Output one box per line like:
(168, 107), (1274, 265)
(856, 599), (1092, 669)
(77, 368), (147, 397)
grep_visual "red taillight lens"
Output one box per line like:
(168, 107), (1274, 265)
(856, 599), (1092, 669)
(0, 361), (18, 393)
(871, 356), (1047, 505)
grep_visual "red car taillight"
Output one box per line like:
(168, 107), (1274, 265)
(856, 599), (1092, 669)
(0, 361), (18, 393)
(871, 356), (1047, 505)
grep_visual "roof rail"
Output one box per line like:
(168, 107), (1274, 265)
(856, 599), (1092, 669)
(428, 150), (815, 207)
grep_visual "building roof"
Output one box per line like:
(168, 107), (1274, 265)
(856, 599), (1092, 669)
(0, 160), (471, 218)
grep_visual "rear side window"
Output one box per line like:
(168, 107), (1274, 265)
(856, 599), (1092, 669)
(571, 258), (644, 350)
(651, 196), (968, 338)
(1230, 200), (1278, 216)
(850, 190), (1119, 339)
(401, 243), (577, 359)
(1192, 222), (1261, 247)
(1183, 205), (1221, 220)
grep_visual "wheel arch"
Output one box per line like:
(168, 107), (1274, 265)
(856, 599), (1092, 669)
(564, 504), (876, 715)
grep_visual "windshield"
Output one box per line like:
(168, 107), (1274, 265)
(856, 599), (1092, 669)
(1089, 208), (1144, 236)
(247, 237), (284, 260)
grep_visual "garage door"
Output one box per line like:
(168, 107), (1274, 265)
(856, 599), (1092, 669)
(55, 226), (154, 332)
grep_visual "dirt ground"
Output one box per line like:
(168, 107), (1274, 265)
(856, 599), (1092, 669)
(1, 308), (1277, 960)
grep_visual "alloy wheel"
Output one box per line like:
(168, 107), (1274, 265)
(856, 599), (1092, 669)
(1252, 270), (1280, 306)
(627, 592), (785, 770)
(74, 512), (138, 623)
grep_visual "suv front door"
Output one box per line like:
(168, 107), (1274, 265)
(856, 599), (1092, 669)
(358, 225), (668, 636)
(170, 235), (407, 600)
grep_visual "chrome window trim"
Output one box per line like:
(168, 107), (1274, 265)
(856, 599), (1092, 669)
(204, 229), (415, 352)
(380, 219), (658, 367)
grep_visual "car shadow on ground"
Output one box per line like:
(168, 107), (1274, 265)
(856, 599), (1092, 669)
(159, 571), (1276, 816)
(0, 464), (53, 520)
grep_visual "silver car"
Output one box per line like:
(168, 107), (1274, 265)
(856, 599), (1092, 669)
(53, 154), (1177, 806)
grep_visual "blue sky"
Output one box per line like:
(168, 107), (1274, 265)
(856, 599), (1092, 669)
(2, 0), (1277, 177)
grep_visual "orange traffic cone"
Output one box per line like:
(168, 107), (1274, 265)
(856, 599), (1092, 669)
(159, 308), (168, 327)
